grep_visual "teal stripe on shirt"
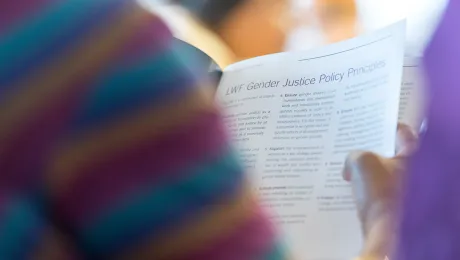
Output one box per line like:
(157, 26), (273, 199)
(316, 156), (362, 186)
(264, 242), (287, 260)
(80, 149), (244, 254)
(0, 0), (117, 77)
(73, 46), (194, 131)
(0, 197), (44, 259)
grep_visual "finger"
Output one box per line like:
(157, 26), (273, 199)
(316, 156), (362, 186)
(342, 151), (388, 184)
(396, 123), (418, 156)
(343, 152), (393, 205)
(343, 153), (405, 185)
(342, 151), (361, 182)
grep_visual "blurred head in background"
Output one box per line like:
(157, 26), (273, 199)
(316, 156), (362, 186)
(313, 0), (358, 43)
(173, 0), (293, 60)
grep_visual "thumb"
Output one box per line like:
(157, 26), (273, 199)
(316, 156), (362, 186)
(343, 152), (394, 222)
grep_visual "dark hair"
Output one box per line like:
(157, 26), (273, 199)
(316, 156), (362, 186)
(172, 0), (244, 29)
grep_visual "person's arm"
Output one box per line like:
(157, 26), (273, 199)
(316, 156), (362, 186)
(397, 1), (460, 259)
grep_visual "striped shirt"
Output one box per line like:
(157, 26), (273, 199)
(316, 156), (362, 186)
(0, 0), (285, 259)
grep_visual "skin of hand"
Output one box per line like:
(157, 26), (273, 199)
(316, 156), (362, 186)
(343, 124), (418, 260)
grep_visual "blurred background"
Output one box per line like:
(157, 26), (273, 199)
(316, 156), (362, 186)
(139, 0), (448, 69)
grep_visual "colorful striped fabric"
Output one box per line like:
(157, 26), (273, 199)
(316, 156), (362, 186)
(0, 0), (285, 259)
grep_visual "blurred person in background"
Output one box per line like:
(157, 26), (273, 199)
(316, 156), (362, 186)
(313, 0), (359, 43)
(168, 0), (294, 67)
(164, 0), (360, 64)
(285, 0), (359, 51)
(0, 0), (459, 260)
